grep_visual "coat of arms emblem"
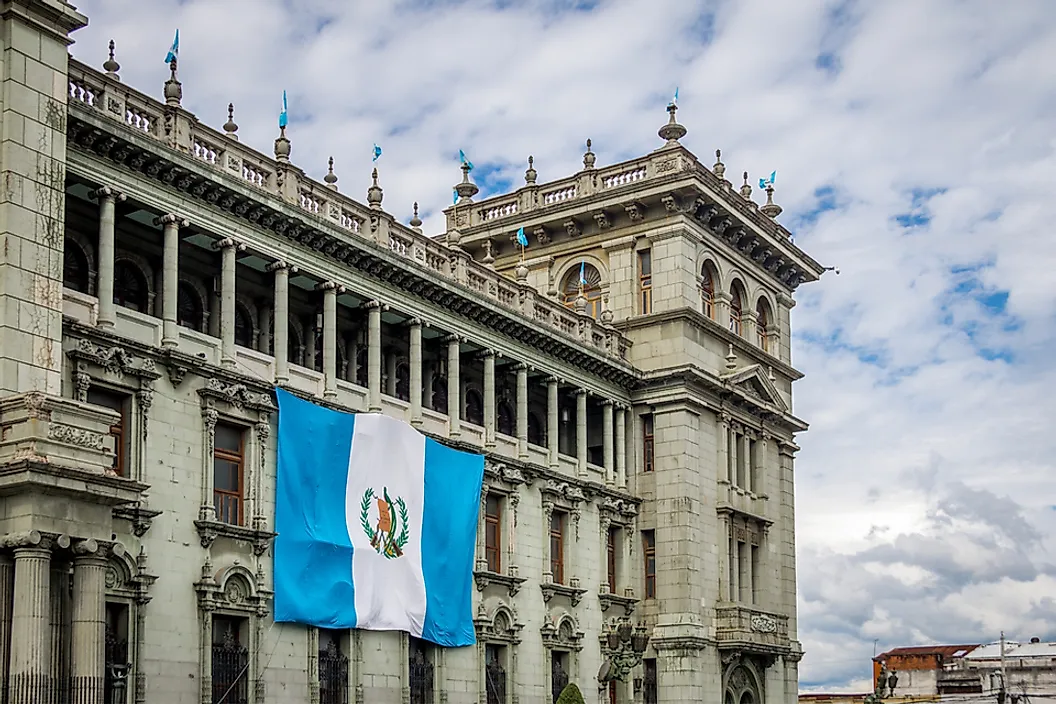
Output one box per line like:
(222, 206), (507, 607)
(359, 487), (409, 559)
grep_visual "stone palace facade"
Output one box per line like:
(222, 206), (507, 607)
(0, 2), (824, 703)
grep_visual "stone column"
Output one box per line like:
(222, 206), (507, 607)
(718, 515), (730, 601)
(602, 400), (614, 486)
(257, 303), (272, 354)
(756, 432), (770, 500)
(717, 414), (730, 483)
(154, 214), (187, 348)
(7, 531), (50, 702)
(482, 350), (496, 447)
(547, 377), (559, 469)
(408, 318), (423, 426)
(0, 555), (12, 694)
(215, 238), (242, 368)
(319, 282), (341, 399)
(615, 405), (627, 489)
(269, 261), (294, 384)
(366, 301), (383, 412)
(515, 363), (529, 459)
(741, 433), (752, 492)
(446, 335), (461, 438)
(575, 389), (588, 478)
(71, 539), (108, 704)
(475, 487), (488, 572)
(199, 607), (214, 704)
(89, 187), (124, 328)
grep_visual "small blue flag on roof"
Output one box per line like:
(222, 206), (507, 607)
(164, 29), (179, 64)
(279, 90), (289, 129)
(459, 149), (474, 172)
(373, 144), (382, 162)
(453, 188), (458, 205)
(516, 227), (528, 248)
(758, 170), (776, 190)
(579, 260), (587, 285)
(673, 86), (679, 104)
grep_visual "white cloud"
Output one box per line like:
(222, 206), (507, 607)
(67, 0), (1056, 691)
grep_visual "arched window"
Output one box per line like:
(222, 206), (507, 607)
(63, 239), (90, 293)
(560, 263), (603, 319)
(465, 389), (484, 426)
(234, 303), (254, 349)
(729, 282), (745, 336)
(177, 281), (204, 331)
(497, 402), (514, 436)
(113, 260), (148, 313)
(527, 411), (544, 446)
(755, 298), (772, 351)
(395, 361), (410, 401)
(700, 261), (717, 320)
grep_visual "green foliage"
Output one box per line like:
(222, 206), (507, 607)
(556, 683), (585, 704)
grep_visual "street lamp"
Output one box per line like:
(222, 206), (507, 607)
(598, 620), (651, 684)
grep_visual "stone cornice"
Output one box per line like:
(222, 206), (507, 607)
(64, 110), (638, 390)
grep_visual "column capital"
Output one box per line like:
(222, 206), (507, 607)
(601, 399), (614, 408)
(0, 530), (42, 549)
(87, 185), (126, 203)
(266, 259), (298, 274)
(364, 299), (388, 312)
(514, 362), (529, 372)
(153, 213), (188, 228)
(442, 333), (465, 345)
(213, 237), (246, 252)
(546, 376), (559, 386)
(476, 348), (496, 361)
(404, 317), (425, 328)
(575, 387), (588, 397)
(72, 538), (100, 557)
(316, 281), (345, 294)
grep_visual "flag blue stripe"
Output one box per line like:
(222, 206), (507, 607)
(273, 388), (358, 628)
(420, 437), (484, 647)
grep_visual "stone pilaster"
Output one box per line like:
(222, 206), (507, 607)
(615, 405), (627, 489)
(407, 319), (423, 426)
(268, 261), (294, 384)
(602, 400), (614, 486)
(319, 282), (342, 399)
(7, 531), (51, 702)
(71, 539), (108, 704)
(446, 335), (462, 438)
(515, 363), (529, 459)
(575, 389), (588, 478)
(154, 214), (188, 348)
(482, 349), (496, 447)
(366, 301), (383, 412)
(89, 187), (125, 328)
(547, 377), (559, 469)
(215, 238), (243, 368)
(0, 555), (11, 693)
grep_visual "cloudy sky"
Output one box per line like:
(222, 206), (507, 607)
(68, 0), (1056, 692)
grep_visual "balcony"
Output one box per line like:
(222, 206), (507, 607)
(714, 604), (790, 654)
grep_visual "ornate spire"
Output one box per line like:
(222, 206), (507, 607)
(410, 202), (423, 233)
(163, 59), (182, 107)
(725, 343), (737, 371)
(713, 149), (727, 184)
(223, 103), (239, 141)
(761, 183), (783, 219)
(367, 168), (383, 209)
(583, 139), (596, 170)
(658, 102), (687, 146)
(740, 171), (753, 200)
(103, 39), (120, 79)
(525, 155), (537, 185)
(453, 162), (479, 203)
(324, 157), (338, 190)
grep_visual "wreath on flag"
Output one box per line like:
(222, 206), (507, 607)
(359, 487), (409, 560)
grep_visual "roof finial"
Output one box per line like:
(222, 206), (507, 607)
(453, 161), (479, 203)
(410, 202), (423, 232)
(223, 103), (239, 140)
(163, 58), (182, 107)
(103, 39), (120, 79)
(324, 156), (338, 190)
(525, 155), (537, 185)
(740, 171), (753, 200)
(367, 167), (384, 209)
(274, 124), (291, 162)
(658, 102), (687, 146)
(583, 139), (596, 170)
(725, 343), (738, 371)
(761, 183), (783, 219)
(713, 149), (727, 184)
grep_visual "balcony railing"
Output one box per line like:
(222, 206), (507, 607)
(714, 604), (789, 653)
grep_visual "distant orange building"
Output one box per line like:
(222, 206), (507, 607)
(873, 645), (982, 696)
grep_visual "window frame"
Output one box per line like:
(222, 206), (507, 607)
(213, 422), (246, 527)
(642, 413), (655, 473)
(87, 385), (130, 478)
(550, 510), (566, 585)
(606, 527), (618, 595)
(638, 249), (653, 315)
(484, 493), (503, 574)
(642, 529), (656, 599)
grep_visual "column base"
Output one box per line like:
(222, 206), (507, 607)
(221, 357), (236, 369)
(95, 319), (114, 329)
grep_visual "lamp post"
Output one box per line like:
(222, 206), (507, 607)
(598, 620), (651, 684)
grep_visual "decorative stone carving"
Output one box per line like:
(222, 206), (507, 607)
(48, 423), (105, 450)
(750, 615), (777, 633)
(563, 220), (581, 238)
(593, 212), (611, 229)
(474, 570), (526, 597)
(624, 203), (644, 222)
(540, 580), (586, 607)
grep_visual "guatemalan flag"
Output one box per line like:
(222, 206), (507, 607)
(273, 388), (485, 647)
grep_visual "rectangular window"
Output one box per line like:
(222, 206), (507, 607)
(551, 650), (570, 704)
(607, 527), (618, 594)
(638, 250), (653, 315)
(319, 629), (348, 704)
(409, 637), (435, 704)
(485, 644), (507, 704)
(550, 512), (565, 585)
(642, 414), (654, 473)
(748, 438), (757, 493)
(104, 602), (130, 702)
(485, 494), (502, 574)
(643, 658), (658, 704)
(642, 529), (656, 599)
(212, 615), (248, 704)
(750, 543), (760, 605)
(88, 387), (129, 477)
(213, 423), (245, 526)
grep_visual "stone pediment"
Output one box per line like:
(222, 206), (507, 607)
(721, 365), (787, 413)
